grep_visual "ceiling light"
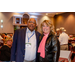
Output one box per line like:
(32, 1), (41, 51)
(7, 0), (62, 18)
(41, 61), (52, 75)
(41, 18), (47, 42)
(56, 13), (58, 15)
(30, 15), (37, 18)
(46, 13), (48, 15)
(13, 15), (22, 17)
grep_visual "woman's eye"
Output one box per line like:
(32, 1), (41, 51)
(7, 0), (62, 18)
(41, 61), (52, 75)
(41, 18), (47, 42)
(43, 26), (45, 27)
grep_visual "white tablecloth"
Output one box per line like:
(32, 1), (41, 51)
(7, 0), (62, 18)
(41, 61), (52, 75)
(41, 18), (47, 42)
(59, 50), (72, 62)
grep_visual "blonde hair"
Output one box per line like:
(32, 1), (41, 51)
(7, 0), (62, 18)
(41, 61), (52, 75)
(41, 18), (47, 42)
(4, 37), (13, 44)
(41, 20), (54, 33)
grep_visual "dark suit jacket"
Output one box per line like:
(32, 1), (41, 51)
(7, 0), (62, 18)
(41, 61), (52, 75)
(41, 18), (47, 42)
(11, 27), (41, 62)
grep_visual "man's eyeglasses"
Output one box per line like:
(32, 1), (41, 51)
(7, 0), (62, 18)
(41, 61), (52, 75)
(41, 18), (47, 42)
(28, 21), (36, 24)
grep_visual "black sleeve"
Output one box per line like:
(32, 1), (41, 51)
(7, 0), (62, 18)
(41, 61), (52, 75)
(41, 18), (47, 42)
(51, 36), (60, 62)
(56, 38), (60, 62)
(0, 46), (11, 59)
(4, 49), (11, 58)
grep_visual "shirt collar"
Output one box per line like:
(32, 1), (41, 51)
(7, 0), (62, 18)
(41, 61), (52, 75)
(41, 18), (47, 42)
(27, 28), (35, 33)
(62, 32), (65, 33)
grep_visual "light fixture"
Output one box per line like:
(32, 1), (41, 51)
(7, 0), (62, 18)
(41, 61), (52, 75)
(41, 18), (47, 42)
(1, 25), (3, 28)
(14, 15), (22, 17)
(30, 15), (37, 18)
(56, 13), (58, 15)
(1, 20), (3, 23)
(46, 13), (48, 15)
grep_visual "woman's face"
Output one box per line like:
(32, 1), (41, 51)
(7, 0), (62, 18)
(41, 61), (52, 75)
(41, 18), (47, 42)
(7, 40), (12, 47)
(42, 23), (50, 34)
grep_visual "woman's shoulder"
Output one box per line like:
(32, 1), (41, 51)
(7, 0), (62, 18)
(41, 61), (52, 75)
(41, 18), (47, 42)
(48, 31), (55, 37)
(51, 31), (55, 36)
(2, 45), (8, 47)
(0, 45), (9, 50)
(49, 32), (58, 40)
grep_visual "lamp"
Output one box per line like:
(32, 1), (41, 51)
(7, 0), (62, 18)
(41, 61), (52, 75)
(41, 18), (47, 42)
(1, 25), (3, 28)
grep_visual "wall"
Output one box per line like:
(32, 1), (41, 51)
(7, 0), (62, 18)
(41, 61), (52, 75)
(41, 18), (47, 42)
(37, 15), (54, 33)
(0, 12), (54, 34)
(0, 12), (22, 34)
(1, 12), (75, 35)
(54, 12), (75, 35)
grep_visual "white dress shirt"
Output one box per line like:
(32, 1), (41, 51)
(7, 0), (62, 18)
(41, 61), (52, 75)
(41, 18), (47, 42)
(24, 28), (36, 61)
(59, 32), (69, 45)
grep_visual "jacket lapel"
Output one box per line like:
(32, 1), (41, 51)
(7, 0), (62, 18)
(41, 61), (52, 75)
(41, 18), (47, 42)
(35, 31), (38, 51)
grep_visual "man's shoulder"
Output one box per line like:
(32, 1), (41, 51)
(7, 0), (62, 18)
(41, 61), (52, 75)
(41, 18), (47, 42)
(15, 28), (26, 33)
(35, 31), (41, 35)
(18, 28), (26, 31)
(60, 33), (68, 38)
(64, 33), (68, 36)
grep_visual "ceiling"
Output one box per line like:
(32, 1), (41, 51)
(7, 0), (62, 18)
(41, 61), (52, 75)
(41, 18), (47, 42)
(16, 12), (65, 17)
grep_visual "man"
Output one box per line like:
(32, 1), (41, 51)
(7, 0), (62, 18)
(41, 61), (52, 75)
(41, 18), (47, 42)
(11, 18), (41, 62)
(56, 28), (60, 39)
(59, 28), (69, 50)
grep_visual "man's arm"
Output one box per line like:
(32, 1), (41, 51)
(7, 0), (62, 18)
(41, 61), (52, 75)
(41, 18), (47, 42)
(59, 34), (62, 44)
(10, 30), (18, 61)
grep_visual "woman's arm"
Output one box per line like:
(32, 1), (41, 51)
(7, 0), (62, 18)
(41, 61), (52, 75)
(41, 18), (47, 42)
(51, 36), (60, 62)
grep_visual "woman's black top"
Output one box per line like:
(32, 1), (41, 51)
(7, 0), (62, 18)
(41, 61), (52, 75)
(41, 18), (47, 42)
(0, 45), (11, 61)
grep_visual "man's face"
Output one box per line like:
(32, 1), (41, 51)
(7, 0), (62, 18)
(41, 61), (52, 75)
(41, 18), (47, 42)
(27, 18), (36, 31)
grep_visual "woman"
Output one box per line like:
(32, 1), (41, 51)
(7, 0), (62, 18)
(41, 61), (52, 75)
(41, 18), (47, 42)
(0, 37), (13, 61)
(38, 20), (60, 62)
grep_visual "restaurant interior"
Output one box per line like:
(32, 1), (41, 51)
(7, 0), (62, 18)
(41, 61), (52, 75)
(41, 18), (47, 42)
(0, 12), (75, 62)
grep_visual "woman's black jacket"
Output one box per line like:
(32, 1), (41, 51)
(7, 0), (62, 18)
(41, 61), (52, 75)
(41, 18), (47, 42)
(0, 45), (11, 61)
(37, 31), (60, 62)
